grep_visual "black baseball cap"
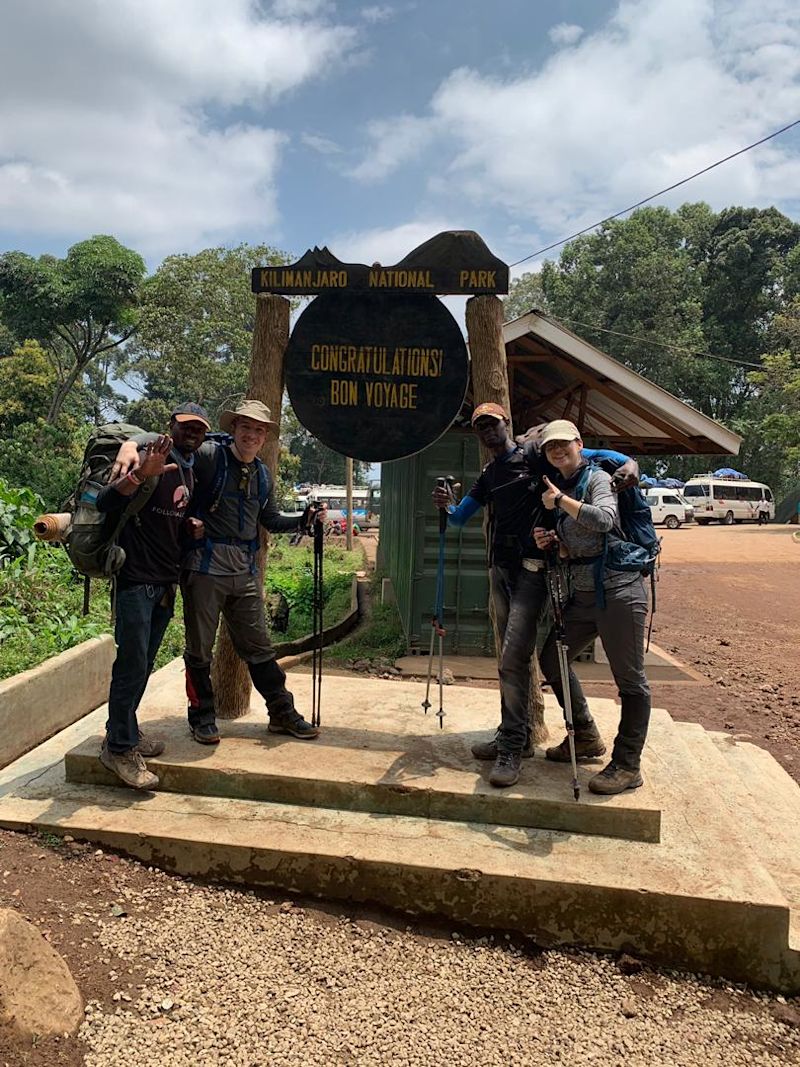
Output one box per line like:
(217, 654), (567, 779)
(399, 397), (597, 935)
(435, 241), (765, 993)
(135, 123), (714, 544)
(171, 402), (210, 429)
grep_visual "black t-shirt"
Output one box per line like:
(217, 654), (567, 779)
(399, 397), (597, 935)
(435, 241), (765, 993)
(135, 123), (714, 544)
(97, 464), (193, 585)
(468, 446), (550, 561)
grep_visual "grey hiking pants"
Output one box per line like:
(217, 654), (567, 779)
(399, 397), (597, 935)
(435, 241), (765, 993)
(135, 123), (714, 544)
(181, 570), (294, 726)
(539, 576), (651, 771)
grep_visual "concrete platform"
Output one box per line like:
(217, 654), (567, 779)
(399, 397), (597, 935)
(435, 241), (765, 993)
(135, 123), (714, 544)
(64, 686), (661, 843)
(1, 663), (799, 991)
(395, 640), (708, 685)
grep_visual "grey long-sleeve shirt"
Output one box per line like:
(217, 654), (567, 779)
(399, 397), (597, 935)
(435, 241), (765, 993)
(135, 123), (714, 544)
(555, 465), (638, 591)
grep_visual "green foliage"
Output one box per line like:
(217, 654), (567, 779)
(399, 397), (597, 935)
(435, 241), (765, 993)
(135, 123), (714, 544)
(0, 479), (44, 567)
(537, 203), (800, 488)
(0, 419), (90, 511)
(0, 236), (146, 424)
(266, 538), (362, 641)
(325, 571), (405, 663)
(503, 271), (549, 321)
(120, 243), (292, 422)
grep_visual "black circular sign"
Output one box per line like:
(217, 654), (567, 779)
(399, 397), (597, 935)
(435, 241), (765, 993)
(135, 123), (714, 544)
(285, 292), (468, 463)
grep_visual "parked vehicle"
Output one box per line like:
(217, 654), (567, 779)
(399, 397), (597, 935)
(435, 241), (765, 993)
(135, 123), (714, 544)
(643, 488), (694, 529)
(682, 475), (775, 524)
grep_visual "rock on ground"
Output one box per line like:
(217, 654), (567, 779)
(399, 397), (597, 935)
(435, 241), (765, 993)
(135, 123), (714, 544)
(0, 907), (83, 1040)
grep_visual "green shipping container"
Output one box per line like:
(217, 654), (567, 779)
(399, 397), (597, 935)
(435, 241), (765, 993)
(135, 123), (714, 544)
(379, 427), (495, 655)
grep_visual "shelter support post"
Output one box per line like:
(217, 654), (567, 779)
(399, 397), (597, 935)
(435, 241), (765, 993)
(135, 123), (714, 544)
(213, 293), (290, 719)
(466, 295), (547, 744)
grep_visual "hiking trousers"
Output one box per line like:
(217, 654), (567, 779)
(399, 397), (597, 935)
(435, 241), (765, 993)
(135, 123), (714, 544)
(106, 582), (173, 753)
(539, 577), (651, 771)
(181, 570), (295, 727)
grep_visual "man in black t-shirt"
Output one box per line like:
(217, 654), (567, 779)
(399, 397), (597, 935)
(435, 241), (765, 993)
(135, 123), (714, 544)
(433, 403), (636, 787)
(96, 403), (209, 789)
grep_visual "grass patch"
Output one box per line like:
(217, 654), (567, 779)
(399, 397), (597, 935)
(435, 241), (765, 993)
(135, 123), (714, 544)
(325, 572), (406, 664)
(0, 537), (364, 680)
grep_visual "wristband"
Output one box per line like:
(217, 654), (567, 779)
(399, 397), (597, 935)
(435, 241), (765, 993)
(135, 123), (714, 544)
(127, 470), (144, 486)
(554, 492), (565, 508)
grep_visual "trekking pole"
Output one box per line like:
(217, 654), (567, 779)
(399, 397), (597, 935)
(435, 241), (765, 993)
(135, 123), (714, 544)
(544, 548), (580, 802)
(421, 478), (455, 728)
(311, 514), (324, 728)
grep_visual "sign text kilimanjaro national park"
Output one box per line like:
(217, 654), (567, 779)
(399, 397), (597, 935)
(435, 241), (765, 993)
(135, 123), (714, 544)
(276, 232), (506, 462)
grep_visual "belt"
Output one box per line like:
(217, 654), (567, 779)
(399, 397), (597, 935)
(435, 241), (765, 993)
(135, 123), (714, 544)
(521, 558), (545, 572)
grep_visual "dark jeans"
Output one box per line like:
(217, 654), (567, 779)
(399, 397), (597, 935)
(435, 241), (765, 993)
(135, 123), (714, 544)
(491, 563), (552, 755)
(106, 583), (173, 753)
(181, 570), (295, 727)
(539, 578), (651, 771)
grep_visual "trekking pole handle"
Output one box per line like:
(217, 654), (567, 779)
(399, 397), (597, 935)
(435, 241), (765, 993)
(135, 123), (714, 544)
(435, 476), (459, 533)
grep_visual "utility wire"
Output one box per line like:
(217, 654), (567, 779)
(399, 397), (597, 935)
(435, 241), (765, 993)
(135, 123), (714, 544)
(510, 118), (800, 268)
(561, 317), (763, 369)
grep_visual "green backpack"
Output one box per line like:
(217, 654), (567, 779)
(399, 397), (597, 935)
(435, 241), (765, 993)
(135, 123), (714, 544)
(65, 423), (157, 579)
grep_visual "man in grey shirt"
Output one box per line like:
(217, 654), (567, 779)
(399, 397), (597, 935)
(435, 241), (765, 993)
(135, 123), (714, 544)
(116, 400), (321, 745)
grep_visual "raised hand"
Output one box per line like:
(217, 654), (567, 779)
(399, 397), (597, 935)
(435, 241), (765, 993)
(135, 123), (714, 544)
(541, 475), (561, 511)
(136, 436), (177, 480)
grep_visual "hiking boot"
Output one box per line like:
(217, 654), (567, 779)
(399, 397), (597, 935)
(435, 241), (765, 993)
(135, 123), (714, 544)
(488, 752), (522, 788)
(472, 736), (535, 761)
(136, 731), (165, 758)
(268, 709), (320, 739)
(588, 761), (643, 795)
(545, 727), (606, 763)
(190, 722), (220, 745)
(100, 741), (159, 791)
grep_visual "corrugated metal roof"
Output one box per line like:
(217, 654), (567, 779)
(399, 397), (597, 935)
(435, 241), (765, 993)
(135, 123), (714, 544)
(499, 311), (742, 456)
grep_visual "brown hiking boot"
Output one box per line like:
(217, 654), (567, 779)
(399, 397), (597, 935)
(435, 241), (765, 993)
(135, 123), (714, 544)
(136, 731), (165, 758)
(472, 736), (535, 761)
(488, 752), (522, 788)
(100, 741), (159, 791)
(588, 761), (643, 795)
(545, 728), (606, 763)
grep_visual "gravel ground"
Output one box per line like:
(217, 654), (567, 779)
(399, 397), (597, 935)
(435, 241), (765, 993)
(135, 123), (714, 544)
(77, 872), (800, 1067)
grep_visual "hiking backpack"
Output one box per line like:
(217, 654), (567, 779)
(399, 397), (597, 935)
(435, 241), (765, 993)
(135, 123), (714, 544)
(64, 423), (157, 579)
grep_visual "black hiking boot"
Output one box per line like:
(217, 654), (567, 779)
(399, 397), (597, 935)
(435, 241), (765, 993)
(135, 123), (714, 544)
(545, 726), (606, 763)
(488, 752), (523, 788)
(268, 709), (320, 739)
(588, 761), (643, 795)
(190, 722), (220, 745)
(472, 736), (535, 761)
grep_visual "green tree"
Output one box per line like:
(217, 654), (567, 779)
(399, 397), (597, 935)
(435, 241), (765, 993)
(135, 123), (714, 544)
(0, 236), (146, 424)
(281, 406), (369, 486)
(502, 271), (549, 321)
(119, 244), (292, 422)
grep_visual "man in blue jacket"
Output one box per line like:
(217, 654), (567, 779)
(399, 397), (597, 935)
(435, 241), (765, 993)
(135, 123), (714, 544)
(432, 403), (637, 787)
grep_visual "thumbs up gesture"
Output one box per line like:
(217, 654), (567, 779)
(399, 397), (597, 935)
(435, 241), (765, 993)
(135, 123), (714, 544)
(541, 475), (561, 511)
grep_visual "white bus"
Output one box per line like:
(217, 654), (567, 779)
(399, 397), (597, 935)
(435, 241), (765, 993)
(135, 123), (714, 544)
(682, 475), (775, 524)
(293, 484), (380, 527)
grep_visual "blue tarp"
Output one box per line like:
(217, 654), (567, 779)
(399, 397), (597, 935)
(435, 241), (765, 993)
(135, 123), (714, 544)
(640, 477), (685, 489)
(712, 467), (747, 479)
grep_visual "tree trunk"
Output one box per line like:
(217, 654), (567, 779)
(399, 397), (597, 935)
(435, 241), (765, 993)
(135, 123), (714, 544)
(465, 295), (548, 745)
(213, 293), (290, 719)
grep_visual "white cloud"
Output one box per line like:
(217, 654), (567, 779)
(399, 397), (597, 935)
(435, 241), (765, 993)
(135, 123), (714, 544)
(548, 23), (584, 46)
(348, 0), (800, 244)
(330, 219), (461, 265)
(302, 133), (344, 154)
(347, 115), (436, 181)
(361, 5), (394, 23)
(0, 0), (357, 255)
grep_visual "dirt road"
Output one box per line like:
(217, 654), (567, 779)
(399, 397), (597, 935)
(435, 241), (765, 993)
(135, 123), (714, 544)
(582, 523), (800, 781)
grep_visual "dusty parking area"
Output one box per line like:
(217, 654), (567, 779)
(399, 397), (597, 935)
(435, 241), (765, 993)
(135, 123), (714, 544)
(656, 522), (799, 564)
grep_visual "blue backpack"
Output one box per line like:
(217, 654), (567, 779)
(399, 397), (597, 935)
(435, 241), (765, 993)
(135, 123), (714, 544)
(573, 464), (661, 643)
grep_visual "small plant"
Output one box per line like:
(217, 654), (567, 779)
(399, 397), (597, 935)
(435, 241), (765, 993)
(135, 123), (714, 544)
(0, 478), (44, 567)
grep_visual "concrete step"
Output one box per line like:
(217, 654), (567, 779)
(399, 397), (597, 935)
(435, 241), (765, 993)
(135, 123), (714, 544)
(688, 727), (800, 951)
(0, 762), (796, 991)
(65, 683), (662, 843)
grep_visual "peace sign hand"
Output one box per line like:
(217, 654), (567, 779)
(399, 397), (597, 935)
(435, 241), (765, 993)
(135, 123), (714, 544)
(541, 475), (561, 511)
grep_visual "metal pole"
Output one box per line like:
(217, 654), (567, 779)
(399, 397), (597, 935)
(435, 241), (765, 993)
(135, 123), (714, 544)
(545, 552), (581, 801)
(345, 456), (353, 551)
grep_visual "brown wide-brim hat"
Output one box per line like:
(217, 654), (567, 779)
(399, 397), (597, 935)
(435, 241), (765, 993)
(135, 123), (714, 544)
(219, 399), (279, 438)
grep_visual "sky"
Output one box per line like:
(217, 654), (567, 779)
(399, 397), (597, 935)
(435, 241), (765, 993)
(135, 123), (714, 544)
(1, 0), (800, 283)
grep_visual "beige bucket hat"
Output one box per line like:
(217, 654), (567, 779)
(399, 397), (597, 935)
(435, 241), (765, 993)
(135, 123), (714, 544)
(219, 399), (279, 438)
(539, 419), (582, 448)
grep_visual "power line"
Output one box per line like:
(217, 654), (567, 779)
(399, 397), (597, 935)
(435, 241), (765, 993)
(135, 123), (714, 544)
(510, 118), (800, 268)
(561, 317), (763, 369)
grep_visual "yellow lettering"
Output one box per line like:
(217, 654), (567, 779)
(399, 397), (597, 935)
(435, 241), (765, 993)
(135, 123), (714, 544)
(459, 270), (469, 287)
(331, 380), (358, 405)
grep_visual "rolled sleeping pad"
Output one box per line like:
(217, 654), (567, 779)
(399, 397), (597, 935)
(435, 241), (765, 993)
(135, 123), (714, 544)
(33, 512), (72, 541)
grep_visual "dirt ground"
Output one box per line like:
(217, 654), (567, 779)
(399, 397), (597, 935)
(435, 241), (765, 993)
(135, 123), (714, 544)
(612, 524), (800, 782)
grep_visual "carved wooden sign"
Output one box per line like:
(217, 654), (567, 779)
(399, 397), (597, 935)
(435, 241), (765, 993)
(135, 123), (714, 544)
(285, 292), (469, 462)
(253, 230), (508, 296)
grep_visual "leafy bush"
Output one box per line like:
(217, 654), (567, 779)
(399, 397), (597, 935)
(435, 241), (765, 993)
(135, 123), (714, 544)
(0, 479), (44, 567)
